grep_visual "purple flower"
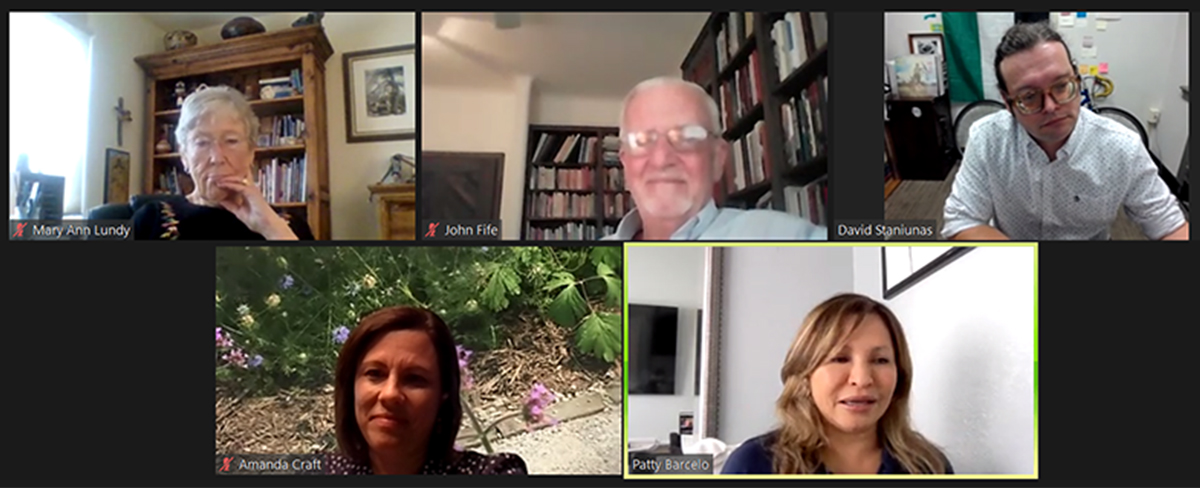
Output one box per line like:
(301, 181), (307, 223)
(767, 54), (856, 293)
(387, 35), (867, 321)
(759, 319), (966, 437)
(279, 274), (295, 290)
(223, 348), (248, 368)
(249, 354), (264, 368)
(456, 345), (475, 389)
(523, 382), (556, 425)
(215, 327), (234, 349)
(456, 345), (473, 369)
(454, 443), (464, 452)
(332, 326), (351, 344)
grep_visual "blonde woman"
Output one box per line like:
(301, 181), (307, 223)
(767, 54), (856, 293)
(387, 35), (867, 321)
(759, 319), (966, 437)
(722, 293), (953, 474)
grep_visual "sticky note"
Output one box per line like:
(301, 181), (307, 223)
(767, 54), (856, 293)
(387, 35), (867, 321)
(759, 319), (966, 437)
(1077, 12), (1087, 18)
(1089, 65), (1099, 76)
(1082, 36), (1094, 48)
(1082, 46), (1097, 58)
(1079, 64), (1089, 75)
(931, 23), (943, 32)
(1099, 62), (1108, 74)
(1059, 14), (1074, 27)
(1096, 19), (1107, 30)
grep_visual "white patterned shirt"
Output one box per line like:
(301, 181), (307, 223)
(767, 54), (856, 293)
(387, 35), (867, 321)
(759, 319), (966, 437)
(943, 107), (1186, 240)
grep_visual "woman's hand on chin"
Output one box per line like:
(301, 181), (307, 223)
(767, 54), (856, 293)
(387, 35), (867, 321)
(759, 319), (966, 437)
(215, 176), (299, 240)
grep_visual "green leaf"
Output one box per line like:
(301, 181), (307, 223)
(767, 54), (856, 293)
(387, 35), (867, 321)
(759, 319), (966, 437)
(596, 262), (623, 308)
(548, 283), (587, 328)
(543, 271), (576, 292)
(480, 266), (510, 311)
(590, 247), (621, 271)
(576, 311), (623, 362)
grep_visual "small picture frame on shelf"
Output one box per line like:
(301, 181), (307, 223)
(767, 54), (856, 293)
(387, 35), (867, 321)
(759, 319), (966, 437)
(909, 32), (945, 59)
(343, 44), (416, 143)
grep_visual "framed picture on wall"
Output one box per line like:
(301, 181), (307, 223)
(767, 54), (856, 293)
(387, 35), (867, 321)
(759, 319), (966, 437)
(343, 44), (416, 143)
(103, 148), (130, 204)
(909, 32), (945, 59)
(882, 246), (974, 299)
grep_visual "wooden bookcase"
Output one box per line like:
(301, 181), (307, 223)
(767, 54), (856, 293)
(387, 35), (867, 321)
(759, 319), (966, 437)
(134, 25), (334, 240)
(681, 12), (829, 226)
(521, 125), (628, 240)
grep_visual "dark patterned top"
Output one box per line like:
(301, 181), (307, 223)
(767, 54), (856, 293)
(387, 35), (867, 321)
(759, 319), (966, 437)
(131, 196), (314, 240)
(722, 432), (954, 474)
(323, 451), (527, 475)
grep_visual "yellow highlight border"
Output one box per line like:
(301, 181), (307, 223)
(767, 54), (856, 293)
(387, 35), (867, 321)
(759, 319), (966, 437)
(621, 241), (1039, 480)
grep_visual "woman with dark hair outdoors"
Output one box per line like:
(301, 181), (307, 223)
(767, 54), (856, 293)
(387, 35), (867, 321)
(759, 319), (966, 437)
(324, 306), (527, 475)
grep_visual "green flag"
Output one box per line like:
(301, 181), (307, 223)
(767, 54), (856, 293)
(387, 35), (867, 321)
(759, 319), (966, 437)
(944, 12), (985, 103)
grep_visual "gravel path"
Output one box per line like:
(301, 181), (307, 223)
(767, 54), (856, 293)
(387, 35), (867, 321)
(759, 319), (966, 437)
(483, 404), (622, 475)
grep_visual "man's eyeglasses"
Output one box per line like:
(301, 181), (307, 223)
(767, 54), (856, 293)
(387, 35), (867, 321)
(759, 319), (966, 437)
(621, 124), (717, 156)
(1008, 76), (1080, 114)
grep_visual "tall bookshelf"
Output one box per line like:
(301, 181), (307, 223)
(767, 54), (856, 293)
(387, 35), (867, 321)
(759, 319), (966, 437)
(134, 25), (334, 240)
(521, 125), (628, 240)
(681, 12), (829, 226)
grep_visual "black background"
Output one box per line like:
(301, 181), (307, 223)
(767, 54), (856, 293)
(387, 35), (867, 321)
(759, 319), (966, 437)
(4, 5), (1195, 488)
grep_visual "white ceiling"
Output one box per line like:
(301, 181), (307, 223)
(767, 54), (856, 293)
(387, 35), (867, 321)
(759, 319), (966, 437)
(421, 12), (709, 97)
(138, 12), (288, 31)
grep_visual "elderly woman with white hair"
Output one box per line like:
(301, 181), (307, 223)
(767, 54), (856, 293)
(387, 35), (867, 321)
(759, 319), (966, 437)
(132, 86), (313, 240)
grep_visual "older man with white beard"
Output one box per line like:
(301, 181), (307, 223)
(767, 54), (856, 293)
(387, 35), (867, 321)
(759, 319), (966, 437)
(602, 77), (828, 240)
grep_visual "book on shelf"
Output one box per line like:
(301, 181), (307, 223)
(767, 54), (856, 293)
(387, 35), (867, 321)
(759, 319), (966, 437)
(601, 135), (620, 165)
(531, 132), (601, 164)
(717, 51), (765, 132)
(257, 114), (306, 147)
(529, 166), (593, 191)
(255, 156), (308, 204)
(524, 222), (614, 241)
(771, 13), (827, 81)
(780, 73), (828, 167)
(604, 192), (631, 219)
(158, 165), (186, 195)
(716, 13), (756, 72)
(529, 192), (595, 219)
(724, 121), (770, 194)
(755, 177), (828, 225)
(809, 13), (829, 51)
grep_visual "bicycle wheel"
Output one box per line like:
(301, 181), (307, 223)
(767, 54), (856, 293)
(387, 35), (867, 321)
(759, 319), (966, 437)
(954, 100), (1007, 154)
(1096, 106), (1150, 149)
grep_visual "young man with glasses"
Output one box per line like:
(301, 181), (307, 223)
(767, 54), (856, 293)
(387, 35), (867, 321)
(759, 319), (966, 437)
(943, 22), (1188, 240)
(602, 77), (827, 240)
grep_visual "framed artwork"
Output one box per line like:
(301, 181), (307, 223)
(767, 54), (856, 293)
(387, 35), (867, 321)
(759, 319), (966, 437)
(909, 32), (945, 59)
(104, 148), (131, 204)
(343, 44), (416, 143)
(882, 246), (974, 300)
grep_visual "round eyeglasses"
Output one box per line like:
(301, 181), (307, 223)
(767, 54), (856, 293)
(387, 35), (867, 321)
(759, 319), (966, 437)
(621, 124), (717, 156)
(1008, 77), (1080, 115)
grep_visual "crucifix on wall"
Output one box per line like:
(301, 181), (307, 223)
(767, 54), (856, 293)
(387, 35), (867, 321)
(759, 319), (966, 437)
(114, 97), (133, 147)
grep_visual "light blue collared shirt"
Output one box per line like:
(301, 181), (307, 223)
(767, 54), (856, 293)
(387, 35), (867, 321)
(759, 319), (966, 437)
(601, 200), (828, 240)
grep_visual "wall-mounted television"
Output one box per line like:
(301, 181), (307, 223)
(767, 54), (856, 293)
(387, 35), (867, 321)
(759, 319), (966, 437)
(628, 304), (679, 395)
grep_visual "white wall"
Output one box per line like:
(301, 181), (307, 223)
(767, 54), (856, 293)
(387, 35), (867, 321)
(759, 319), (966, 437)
(73, 13), (165, 216)
(420, 81), (532, 239)
(626, 246), (705, 443)
(1049, 12), (1189, 175)
(530, 91), (624, 127)
(852, 246), (1035, 475)
(718, 247), (854, 444)
(190, 13), (417, 240)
